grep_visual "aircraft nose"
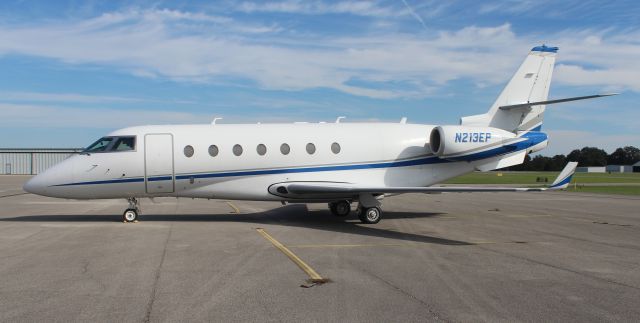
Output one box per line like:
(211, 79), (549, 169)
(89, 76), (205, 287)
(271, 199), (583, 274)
(23, 174), (48, 195)
(23, 156), (77, 198)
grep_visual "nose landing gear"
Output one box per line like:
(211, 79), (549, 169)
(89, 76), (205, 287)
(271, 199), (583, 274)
(123, 197), (140, 223)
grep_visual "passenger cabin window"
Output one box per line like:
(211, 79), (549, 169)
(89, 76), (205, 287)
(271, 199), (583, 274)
(280, 143), (290, 155)
(306, 143), (316, 155)
(331, 142), (341, 154)
(257, 144), (267, 156)
(208, 145), (219, 157)
(184, 145), (194, 157)
(233, 144), (243, 156)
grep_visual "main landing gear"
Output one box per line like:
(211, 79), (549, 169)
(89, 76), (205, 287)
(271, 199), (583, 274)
(357, 206), (381, 224)
(123, 197), (140, 223)
(329, 200), (351, 217)
(328, 195), (383, 224)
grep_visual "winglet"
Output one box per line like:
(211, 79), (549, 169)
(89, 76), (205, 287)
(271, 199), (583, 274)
(549, 162), (578, 190)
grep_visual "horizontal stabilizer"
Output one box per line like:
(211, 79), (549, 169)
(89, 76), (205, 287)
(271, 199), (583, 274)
(499, 93), (618, 110)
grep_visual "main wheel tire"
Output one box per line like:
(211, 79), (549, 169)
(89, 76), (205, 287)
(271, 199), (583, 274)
(358, 207), (381, 224)
(328, 202), (338, 215)
(123, 209), (138, 222)
(333, 200), (351, 217)
(329, 201), (351, 217)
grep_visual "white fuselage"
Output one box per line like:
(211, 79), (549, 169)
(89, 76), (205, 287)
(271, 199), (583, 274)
(25, 123), (477, 200)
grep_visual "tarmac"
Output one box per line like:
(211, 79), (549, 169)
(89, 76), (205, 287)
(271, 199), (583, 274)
(1, 175), (639, 322)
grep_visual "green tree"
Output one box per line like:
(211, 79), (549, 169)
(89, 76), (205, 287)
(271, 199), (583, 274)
(567, 147), (607, 166)
(545, 154), (567, 171)
(530, 155), (549, 171)
(607, 146), (640, 165)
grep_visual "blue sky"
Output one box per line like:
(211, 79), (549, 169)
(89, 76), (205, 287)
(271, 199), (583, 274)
(0, 0), (638, 155)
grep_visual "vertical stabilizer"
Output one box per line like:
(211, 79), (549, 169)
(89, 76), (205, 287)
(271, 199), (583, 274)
(461, 45), (557, 132)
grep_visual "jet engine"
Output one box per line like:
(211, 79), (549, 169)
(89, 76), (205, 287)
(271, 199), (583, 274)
(429, 125), (538, 161)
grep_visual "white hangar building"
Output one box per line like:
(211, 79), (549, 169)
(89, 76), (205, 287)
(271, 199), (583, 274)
(0, 148), (82, 175)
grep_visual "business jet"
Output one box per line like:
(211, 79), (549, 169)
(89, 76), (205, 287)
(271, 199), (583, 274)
(24, 45), (613, 224)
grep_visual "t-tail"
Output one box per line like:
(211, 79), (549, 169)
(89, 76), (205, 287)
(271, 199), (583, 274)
(461, 45), (559, 134)
(428, 45), (616, 171)
(461, 45), (616, 135)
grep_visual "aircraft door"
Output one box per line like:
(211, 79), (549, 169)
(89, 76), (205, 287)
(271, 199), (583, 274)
(144, 134), (175, 194)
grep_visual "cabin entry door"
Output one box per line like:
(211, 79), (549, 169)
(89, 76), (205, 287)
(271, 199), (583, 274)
(144, 134), (175, 194)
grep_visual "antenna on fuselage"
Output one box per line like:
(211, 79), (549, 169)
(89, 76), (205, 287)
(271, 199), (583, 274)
(211, 117), (223, 125)
(335, 116), (346, 123)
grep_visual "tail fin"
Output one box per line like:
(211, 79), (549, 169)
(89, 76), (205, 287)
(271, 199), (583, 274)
(461, 45), (558, 132)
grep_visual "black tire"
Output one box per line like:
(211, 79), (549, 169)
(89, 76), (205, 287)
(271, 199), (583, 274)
(328, 202), (338, 215)
(358, 207), (381, 224)
(333, 200), (351, 217)
(123, 208), (138, 222)
(329, 200), (351, 217)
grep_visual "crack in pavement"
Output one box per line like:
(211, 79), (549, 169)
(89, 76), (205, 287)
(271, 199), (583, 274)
(361, 268), (449, 323)
(143, 223), (173, 323)
(479, 245), (640, 291)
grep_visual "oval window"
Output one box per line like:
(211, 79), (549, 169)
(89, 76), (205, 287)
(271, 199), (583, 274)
(184, 145), (194, 157)
(331, 142), (341, 154)
(306, 143), (316, 155)
(233, 144), (243, 156)
(280, 143), (290, 155)
(208, 145), (219, 157)
(257, 144), (267, 156)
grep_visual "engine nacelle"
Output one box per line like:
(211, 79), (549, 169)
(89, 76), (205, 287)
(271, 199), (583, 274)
(429, 125), (520, 161)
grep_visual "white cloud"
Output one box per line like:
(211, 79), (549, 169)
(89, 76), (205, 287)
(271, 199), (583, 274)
(0, 91), (195, 104)
(236, 1), (401, 17)
(0, 103), (205, 128)
(0, 102), (333, 129)
(0, 8), (638, 99)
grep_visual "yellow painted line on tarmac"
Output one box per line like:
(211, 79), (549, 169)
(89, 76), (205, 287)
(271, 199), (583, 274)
(256, 228), (327, 283)
(226, 201), (240, 213)
(288, 243), (409, 248)
(503, 214), (552, 218)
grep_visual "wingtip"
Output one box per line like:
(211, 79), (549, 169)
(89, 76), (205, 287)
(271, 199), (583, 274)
(549, 162), (578, 190)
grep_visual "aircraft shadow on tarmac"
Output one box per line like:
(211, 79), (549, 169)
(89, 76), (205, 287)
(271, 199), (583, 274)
(0, 204), (472, 246)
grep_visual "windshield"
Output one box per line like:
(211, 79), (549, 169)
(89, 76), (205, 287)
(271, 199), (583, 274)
(112, 137), (136, 151)
(83, 136), (136, 153)
(84, 137), (113, 152)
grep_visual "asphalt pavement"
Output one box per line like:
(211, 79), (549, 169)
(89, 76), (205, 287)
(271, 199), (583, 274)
(1, 175), (639, 322)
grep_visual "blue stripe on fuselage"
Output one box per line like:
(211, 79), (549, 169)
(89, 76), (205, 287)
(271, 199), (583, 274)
(53, 156), (448, 187)
(174, 156), (446, 180)
(53, 177), (145, 186)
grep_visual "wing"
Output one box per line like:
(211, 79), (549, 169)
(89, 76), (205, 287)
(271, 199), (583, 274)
(268, 162), (578, 199)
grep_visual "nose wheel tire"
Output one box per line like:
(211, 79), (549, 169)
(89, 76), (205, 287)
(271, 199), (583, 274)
(358, 207), (381, 224)
(123, 209), (138, 223)
(329, 200), (351, 217)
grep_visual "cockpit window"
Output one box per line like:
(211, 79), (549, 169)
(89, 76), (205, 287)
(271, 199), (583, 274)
(112, 136), (136, 151)
(84, 137), (113, 153)
(82, 136), (136, 153)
